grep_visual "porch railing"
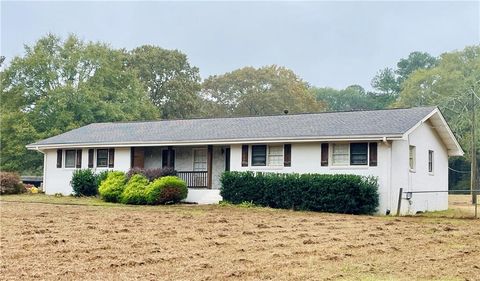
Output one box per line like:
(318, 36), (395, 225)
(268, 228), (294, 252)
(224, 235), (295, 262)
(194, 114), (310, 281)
(177, 171), (208, 188)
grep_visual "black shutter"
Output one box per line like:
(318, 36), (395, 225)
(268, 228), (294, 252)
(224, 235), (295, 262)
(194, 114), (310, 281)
(56, 149), (62, 168)
(284, 144), (291, 167)
(88, 149), (94, 168)
(321, 143), (329, 166)
(369, 143), (378, 166)
(162, 149), (168, 168)
(169, 149), (175, 169)
(225, 148), (231, 171)
(76, 150), (82, 168)
(241, 145), (248, 167)
(108, 148), (115, 168)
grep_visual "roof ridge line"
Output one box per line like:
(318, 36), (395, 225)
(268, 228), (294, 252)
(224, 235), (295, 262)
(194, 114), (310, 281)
(91, 106), (437, 125)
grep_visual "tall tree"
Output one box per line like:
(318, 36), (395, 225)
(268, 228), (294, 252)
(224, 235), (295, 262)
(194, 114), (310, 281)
(396, 51), (438, 85)
(128, 46), (202, 119)
(313, 85), (391, 111)
(201, 65), (324, 117)
(0, 34), (158, 174)
(395, 46), (480, 156)
(371, 51), (438, 97)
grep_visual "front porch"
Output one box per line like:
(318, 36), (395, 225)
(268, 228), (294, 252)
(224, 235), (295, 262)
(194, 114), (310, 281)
(130, 145), (230, 190)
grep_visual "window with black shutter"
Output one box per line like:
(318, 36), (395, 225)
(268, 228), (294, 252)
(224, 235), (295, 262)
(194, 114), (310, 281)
(251, 145), (267, 166)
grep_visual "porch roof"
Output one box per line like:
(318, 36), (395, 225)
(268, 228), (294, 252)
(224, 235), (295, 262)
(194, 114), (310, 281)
(26, 106), (462, 156)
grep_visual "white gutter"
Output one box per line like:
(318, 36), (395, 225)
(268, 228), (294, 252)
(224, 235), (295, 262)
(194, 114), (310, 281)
(33, 146), (47, 192)
(26, 134), (405, 150)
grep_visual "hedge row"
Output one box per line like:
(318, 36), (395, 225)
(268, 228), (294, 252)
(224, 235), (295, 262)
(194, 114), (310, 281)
(98, 171), (187, 205)
(220, 172), (379, 215)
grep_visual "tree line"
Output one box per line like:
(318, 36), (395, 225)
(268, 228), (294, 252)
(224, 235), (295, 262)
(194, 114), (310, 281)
(1, 34), (479, 188)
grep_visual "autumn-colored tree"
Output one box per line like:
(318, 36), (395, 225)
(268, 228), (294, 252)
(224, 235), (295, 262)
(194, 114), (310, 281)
(201, 65), (324, 117)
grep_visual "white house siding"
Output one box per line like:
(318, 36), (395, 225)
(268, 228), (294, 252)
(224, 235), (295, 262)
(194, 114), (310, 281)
(230, 142), (393, 214)
(405, 121), (449, 213)
(42, 147), (131, 195)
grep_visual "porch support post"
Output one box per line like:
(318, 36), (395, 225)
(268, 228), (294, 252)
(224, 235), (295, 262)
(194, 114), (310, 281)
(167, 146), (173, 168)
(207, 145), (213, 189)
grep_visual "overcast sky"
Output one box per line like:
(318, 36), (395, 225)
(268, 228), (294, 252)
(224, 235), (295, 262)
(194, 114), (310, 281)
(1, 1), (479, 90)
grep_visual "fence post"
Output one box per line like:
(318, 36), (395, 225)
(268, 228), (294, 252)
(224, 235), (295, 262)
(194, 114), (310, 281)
(475, 191), (478, 219)
(396, 188), (403, 216)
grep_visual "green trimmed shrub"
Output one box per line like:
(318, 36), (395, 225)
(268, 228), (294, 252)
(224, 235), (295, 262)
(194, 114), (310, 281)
(71, 169), (98, 196)
(0, 172), (24, 194)
(146, 176), (187, 205)
(220, 172), (379, 215)
(95, 170), (110, 187)
(98, 171), (127, 202)
(120, 174), (149, 205)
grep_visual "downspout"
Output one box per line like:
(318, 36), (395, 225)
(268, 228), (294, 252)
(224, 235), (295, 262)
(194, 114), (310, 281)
(34, 146), (46, 193)
(382, 137), (393, 215)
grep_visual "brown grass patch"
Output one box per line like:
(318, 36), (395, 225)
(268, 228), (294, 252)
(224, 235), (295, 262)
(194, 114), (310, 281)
(1, 195), (479, 280)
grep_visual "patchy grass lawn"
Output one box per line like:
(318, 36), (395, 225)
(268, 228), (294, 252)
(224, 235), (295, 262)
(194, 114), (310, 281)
(1, 194), (479, 281)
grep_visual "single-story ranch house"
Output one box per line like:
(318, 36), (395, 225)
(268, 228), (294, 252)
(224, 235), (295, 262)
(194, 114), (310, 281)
(27, 106), (463, 215)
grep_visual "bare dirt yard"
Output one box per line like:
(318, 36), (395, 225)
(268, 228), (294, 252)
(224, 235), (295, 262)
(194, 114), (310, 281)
(1, 195), (479, 281)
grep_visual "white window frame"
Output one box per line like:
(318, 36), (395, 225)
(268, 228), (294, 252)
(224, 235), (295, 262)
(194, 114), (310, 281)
(64, 149), (77, 169)
(409, 145), (416, 172)
(192, 148), (208, 171)
(96, 148), (109, 168)
(267, 145), (284, 167)
(428, 150), (434, 174)
(331, 143), (350, 166)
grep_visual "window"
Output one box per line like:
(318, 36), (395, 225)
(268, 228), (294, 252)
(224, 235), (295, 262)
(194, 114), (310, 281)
(409, 145), (416, 171)
(97, 149), (109, 168)
(268, 145), (283, 166)
(193, 149), (207, 171)
(65, 150), (77, 168)
(332, 143), (349, 166)
(428, 150), (434, 173)
(350, 143), (368, 165)
(251, 145), (267, 166)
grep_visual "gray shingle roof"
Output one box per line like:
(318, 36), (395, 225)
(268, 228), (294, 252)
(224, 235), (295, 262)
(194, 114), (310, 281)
(28, 107), (437, 147)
